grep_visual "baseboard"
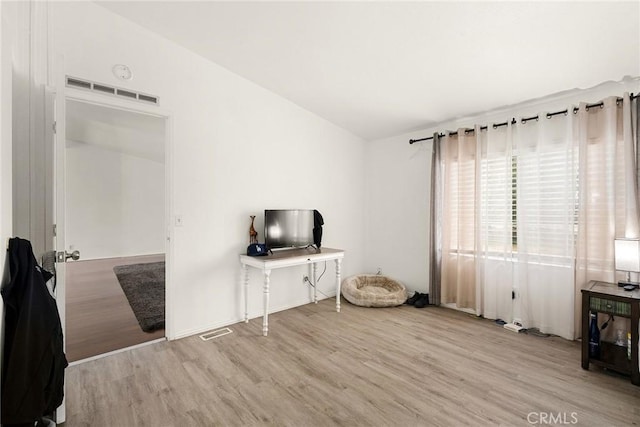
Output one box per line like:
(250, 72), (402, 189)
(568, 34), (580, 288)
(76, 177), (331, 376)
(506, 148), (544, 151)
(69, 337), (167, 366)
(172, 292), (337, 340)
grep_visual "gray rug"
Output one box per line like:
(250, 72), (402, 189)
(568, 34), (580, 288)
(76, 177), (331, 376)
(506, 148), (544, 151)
(113, 261), (165, 332)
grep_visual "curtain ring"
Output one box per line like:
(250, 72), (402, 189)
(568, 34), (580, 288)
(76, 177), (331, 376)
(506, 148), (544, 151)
(546, 113), (551, 119)
(492, 124), (498, 129)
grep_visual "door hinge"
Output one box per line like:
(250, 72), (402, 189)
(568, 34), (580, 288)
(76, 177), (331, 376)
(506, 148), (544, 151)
(52, 121), (57, 134)
(53, 224), (57, 237)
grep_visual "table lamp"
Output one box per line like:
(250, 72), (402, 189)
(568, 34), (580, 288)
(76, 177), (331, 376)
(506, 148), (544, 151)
(614, 238), (640, 288)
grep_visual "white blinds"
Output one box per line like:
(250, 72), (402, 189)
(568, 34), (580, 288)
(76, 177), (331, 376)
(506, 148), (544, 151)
(515, 115), (578, 265)
(477, 118), (577, 264)
(480, 127), (514, 254)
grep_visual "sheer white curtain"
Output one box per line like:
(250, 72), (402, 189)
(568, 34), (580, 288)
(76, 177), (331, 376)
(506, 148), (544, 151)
(440, 129), (477, 310)
(574, 94), (639, 338)
(432, 93), (639, 340)
(440, 123), (518, 318)
(515, 112), (577, 339)
(478, 123), (515, 322)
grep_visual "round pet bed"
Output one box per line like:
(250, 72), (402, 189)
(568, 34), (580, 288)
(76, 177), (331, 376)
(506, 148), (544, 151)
(341, 274), (407, 307)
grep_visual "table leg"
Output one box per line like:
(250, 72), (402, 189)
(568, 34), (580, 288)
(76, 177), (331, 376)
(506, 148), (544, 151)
(335, 258), (342, 313)
(263, 269), (271, 336)
(242, 264), (249, 323)
(581, 292), (589, 370)
(313, 262), (318, 304)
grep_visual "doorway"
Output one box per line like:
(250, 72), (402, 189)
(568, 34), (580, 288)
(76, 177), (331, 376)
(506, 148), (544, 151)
(64, 99), (167, 362)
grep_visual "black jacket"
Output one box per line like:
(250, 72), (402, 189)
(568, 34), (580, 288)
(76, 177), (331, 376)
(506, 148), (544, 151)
(2, 238), (68, 425)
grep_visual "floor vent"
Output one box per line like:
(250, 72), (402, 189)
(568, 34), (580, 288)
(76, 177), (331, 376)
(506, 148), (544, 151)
(199, 327), (233, 341)
(65, 75), (160, 106)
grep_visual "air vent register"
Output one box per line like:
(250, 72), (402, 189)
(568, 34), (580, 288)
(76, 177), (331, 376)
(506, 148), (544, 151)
(66, 76), (159, 106)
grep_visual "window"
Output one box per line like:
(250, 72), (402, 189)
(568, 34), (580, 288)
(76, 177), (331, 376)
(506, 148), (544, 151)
(480, 154), (516, 253)
(479, 147), (578, 262)
(445, 121), (578, 265)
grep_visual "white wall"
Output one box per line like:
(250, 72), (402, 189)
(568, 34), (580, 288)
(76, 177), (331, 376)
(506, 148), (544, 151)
(51, 2), (366, 338)
(364, 135), (431, 293)
(9, 1), (51, 259)
(0, 0), (10, 281)
(364, 78), (640, 298)
(66, 140), (165, 260)
(1, 1), (14, 417)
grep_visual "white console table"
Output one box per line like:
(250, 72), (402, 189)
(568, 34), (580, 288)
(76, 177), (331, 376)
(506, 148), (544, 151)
(239, 247), (344, 336)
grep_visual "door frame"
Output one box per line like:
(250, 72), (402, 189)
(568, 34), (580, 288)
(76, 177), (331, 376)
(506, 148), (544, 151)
(54, 81), (176, 347)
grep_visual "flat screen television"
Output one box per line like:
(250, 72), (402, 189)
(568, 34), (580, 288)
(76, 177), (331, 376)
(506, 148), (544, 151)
(264, 209), (314, 250)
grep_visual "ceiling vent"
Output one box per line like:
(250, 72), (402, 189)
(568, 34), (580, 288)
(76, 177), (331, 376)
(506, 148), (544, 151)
(66, 76), (160, 106)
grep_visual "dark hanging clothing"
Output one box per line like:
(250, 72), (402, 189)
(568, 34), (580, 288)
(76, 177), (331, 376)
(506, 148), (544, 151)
(2, 238), (67, 425)
(313, 210), (324, 248)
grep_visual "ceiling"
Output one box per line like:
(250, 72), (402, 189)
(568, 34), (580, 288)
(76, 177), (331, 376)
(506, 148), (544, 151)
(97, 1), (640, 141)
(66, 100), (165, 163)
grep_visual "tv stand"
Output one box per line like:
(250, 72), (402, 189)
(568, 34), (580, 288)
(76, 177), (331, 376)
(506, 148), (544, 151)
(239, 247), (345, 336)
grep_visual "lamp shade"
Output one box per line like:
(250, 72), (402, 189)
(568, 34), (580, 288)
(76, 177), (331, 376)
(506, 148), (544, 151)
(614, 238), (640, 272)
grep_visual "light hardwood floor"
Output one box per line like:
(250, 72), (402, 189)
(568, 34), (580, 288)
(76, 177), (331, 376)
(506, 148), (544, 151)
(65, 254), (165, 362)
(63, 299), (640, 426)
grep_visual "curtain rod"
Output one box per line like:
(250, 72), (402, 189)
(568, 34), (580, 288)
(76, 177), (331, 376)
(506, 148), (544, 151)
(408, 93), (639, 144)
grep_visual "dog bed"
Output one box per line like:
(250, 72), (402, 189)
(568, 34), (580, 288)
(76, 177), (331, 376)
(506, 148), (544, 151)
(341, 274), (407, 307)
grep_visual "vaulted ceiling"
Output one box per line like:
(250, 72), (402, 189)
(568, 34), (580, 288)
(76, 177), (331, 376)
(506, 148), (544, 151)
(97, 1), (640, 140)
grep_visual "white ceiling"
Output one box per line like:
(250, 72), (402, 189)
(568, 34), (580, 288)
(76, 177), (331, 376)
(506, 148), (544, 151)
(97, 1), (640, 140)
(66, 100), (165, 162)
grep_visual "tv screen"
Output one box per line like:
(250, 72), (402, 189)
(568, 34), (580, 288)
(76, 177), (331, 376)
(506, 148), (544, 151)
(264, 209), (314, 250)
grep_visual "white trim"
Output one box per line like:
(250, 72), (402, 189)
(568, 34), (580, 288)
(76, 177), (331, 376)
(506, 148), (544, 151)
(164, 110), (175, 340)
(64, 86), (170, 118)
(68, 338), (166, 366)
(172, 295), (336, 340)
(55, 65), (176, 341)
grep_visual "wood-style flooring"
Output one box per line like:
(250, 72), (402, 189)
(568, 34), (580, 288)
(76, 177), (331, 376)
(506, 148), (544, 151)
(65, 254), (165, 362)
(63, 299), (640, 426)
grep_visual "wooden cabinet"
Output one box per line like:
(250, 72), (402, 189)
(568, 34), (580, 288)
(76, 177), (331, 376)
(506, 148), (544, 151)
(581, 281), (640, 385)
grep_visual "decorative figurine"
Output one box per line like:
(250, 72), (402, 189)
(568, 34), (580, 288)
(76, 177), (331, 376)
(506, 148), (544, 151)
(249, 215), (258, 244)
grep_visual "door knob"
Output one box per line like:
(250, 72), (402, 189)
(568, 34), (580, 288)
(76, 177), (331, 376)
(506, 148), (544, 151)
(57, 250), (80, 262)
